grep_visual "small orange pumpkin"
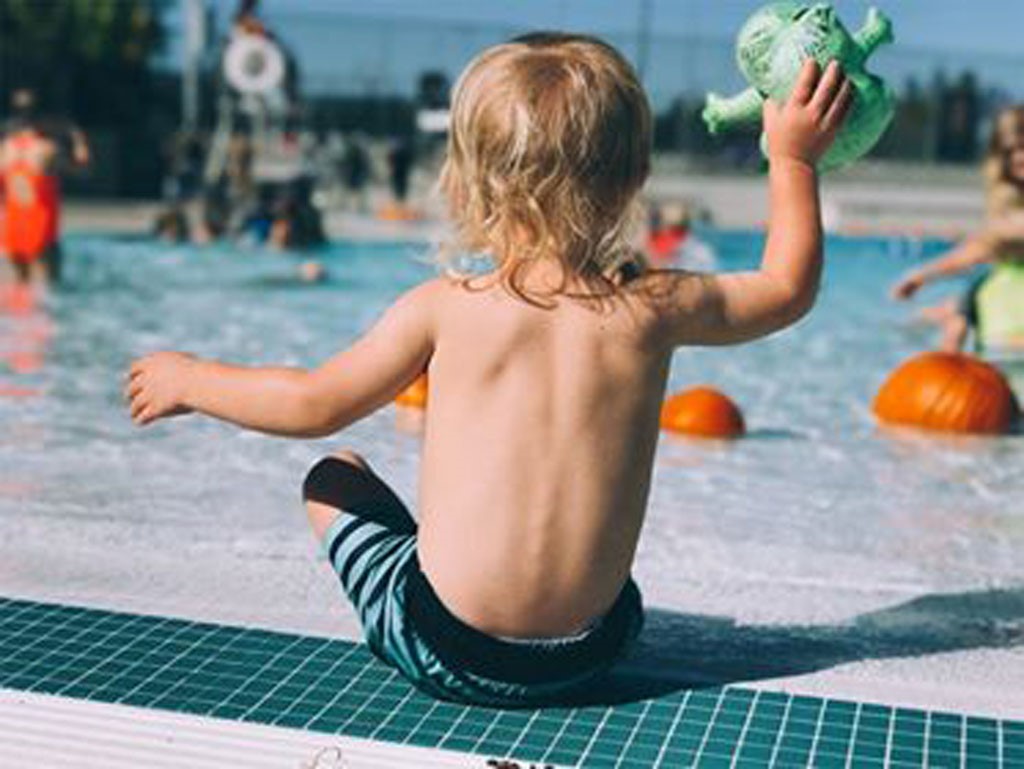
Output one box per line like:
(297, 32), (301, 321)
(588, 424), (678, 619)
(377, 203), (422, 222)
(394, 373), (428, 409)
(873, 352), (1020, 434)
(660, 386), (745, 439)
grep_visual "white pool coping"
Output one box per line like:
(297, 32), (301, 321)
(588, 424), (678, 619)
(0, 689), (509, 769)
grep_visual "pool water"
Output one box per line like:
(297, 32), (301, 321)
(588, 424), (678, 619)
(2, 231), (1022, 716)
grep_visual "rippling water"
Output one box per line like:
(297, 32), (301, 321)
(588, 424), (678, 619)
(2, 231), (1022, 655)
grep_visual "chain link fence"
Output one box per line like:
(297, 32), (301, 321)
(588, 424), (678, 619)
(223, 9), (1020, 165)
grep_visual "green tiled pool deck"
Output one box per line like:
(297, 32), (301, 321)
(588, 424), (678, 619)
(1, 597), (1021, 768)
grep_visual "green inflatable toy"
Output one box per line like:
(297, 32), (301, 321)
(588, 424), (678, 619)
(703, 2), (895, 171)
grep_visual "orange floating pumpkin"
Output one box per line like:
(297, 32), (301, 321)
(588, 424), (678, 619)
(660, 386), (745, 439)
(377, 203), (422, 222)
(873, 352), (1020, 435)
(395, 373), (428, 409)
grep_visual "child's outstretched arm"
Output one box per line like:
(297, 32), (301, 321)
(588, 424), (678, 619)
(891, 238), (994, 300)
(646, 61), (852, 347)
(892, 213), (1024, 299)
(126, 280), (438, 436)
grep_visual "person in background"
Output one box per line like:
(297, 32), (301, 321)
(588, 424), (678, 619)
(340, 134), (371, 213)
(387, 136), (415, 206)
(892, 106), (1024, 353)
(645, 200), (716, 271)
(269, 178), (326, 251)
(152, 205), (191, 244)
(226, 132), (255, 204)
(646, 201), (692, 264)
(193, 186), (232, 245)
(236, 182), (277, 246)
(0, 88), (90, 285)
(162, 131), (205, 203)
(267, 178), (328, 284)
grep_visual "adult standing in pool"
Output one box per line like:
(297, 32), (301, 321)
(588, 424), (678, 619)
(0, 88), (91, 285)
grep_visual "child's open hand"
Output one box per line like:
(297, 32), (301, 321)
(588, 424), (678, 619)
(891, 272), (925, 300)
(764, 60), (853, 167)
(126, 352), (197, 425)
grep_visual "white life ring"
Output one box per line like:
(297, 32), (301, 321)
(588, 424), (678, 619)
(223, 34), (286, 95)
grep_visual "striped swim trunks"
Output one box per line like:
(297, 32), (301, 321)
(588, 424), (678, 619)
(302, 456), (644, 708)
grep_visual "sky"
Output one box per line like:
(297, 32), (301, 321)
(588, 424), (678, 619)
(176, 1), (1024, 105)
(267, 0), (1024, 56)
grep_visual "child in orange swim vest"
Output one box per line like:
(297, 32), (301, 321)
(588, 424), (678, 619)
(0, 89), (90, 285)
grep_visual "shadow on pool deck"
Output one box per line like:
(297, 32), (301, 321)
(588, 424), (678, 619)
(590, 587), (1024, 705)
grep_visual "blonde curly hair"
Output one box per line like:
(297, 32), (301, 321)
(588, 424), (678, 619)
(984, 105), (1024, 219)
(438, 33), (651, 302)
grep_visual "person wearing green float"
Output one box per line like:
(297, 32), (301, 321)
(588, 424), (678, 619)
(703, 2), (894, 171)
(893, 107), (1024, 356)
(975, 262), (1024, 352)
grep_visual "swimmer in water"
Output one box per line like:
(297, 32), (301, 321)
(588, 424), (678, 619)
(152, 205), (191, 244)
(0, 88), (90, 285)
(646, 201), (691, 264)
(892, 106), (1024, 353)
(127, 39), (850, 706)
(645, 200), (716, 271)
(268, 179), (326, 251)
(267, 179), (328, 284)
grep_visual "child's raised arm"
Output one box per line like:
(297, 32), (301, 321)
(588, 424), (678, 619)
(126, 280), (439, 436)
(645, 61), (851, 347)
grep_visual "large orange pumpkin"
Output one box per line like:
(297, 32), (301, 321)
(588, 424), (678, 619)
(394, 373), (428, 409)
(660, 386), (745, 439)
(873, 352), (1020, 434)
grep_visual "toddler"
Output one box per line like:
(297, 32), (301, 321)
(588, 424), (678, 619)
(128, 34), (850, 706)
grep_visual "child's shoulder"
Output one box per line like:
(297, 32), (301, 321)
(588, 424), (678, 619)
(406, 268), (711, 341)
(388, 275), (493, 328)
(618, 266), (708, 313)
(375, 278), (451, 338)
(396, 276), (453, 307)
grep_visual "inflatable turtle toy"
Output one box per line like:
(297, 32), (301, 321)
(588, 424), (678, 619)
(703, 3), (895, 171)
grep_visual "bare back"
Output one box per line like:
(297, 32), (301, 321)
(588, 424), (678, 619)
(418, 278), (671, 636)
(129, 41), (840, 665)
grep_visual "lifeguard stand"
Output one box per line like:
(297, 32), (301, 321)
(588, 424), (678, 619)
(203, 10), (307, 192)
